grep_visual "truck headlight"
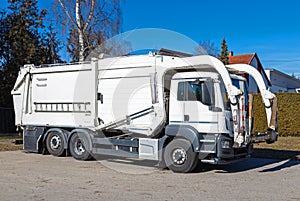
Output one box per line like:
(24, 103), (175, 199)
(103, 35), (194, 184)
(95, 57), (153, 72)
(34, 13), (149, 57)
(221, 140), (231, 149)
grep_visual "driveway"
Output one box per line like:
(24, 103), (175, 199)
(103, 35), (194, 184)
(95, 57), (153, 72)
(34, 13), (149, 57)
(0, 151), (299, 201)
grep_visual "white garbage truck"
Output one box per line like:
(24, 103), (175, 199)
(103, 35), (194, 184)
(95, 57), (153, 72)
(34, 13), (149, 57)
(11, 49), (278, 172)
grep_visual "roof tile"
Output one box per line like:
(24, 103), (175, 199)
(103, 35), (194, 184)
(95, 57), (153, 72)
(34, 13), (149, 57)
(228, 53), (255, 64)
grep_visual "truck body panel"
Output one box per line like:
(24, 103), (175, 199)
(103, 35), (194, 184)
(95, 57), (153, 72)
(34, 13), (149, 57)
(12, 62), (98, 129)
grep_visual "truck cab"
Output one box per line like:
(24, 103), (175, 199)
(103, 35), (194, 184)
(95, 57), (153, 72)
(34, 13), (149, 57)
(164, 71), (252, 170)
(169, 72), (226, 134)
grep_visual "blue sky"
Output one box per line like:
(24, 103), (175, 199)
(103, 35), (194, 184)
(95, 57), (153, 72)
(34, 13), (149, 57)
(121, 0), (300, 76)
(1, 0), (300, 76)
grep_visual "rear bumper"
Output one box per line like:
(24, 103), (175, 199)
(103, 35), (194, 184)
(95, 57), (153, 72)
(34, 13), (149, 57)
(251, 130), (278, 143)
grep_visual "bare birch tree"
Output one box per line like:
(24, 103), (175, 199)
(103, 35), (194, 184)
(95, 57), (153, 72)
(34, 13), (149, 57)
(54, 0), (122, 62)
(195, 40), (219, 57)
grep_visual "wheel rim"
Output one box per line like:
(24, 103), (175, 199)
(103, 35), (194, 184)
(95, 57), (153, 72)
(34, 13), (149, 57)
(172, 148), (187, 165)
(50, 135), (61, 150)
(74, 138), (85, 156)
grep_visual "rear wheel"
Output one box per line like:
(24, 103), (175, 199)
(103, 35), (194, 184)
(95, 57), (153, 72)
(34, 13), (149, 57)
(69, 133), (93, 161)
(46, 131), (65, 157)
(164, 138), (198, 173)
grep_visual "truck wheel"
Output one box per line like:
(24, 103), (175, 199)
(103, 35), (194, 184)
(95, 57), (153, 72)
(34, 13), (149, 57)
(164, 138), (197, 173)
(46, 131), (65, 157)
(69, 133), (93, 161)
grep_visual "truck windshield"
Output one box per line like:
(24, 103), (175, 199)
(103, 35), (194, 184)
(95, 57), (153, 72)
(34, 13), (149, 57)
(232, 78), (249, 107)
(220, 82), (230, 111)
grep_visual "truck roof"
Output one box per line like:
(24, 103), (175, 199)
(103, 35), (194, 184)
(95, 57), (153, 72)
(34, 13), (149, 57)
(230, 74), (247, 81)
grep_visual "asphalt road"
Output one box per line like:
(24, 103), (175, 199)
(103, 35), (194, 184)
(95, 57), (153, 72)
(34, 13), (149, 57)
(0, 151), (299, 201)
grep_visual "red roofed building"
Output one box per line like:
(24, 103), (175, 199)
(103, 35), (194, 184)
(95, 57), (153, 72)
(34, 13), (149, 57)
(228, 52), (271, 93)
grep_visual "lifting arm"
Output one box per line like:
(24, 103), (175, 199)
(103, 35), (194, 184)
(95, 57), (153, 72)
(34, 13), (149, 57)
(226, 64), (278, 131)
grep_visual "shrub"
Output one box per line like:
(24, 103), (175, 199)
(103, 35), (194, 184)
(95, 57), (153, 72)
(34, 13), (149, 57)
(252, 93), (300, 136)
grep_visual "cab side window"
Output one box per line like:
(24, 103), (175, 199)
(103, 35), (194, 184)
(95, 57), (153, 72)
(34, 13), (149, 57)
(177, 80), (215, 106)
(177, 82), (185, 101)
(188, 82), (202, 101)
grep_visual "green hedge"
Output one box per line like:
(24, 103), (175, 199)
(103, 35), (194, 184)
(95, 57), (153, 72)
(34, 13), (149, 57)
(252, 93), (300, 137)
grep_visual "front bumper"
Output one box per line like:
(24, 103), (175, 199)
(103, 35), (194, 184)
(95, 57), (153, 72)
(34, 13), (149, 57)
(201, 154), (250, 165)
(200, 134), (253, 165)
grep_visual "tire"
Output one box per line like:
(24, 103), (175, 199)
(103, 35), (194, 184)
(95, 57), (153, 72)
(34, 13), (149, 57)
(46, 131), (66, 157)
(266, 131), (278, 144)
(69, 132), (93, 161)
(164, 138), (198, 173)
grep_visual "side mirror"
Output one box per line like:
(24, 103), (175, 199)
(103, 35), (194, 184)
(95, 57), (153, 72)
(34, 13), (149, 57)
(97, 93), (103, 104)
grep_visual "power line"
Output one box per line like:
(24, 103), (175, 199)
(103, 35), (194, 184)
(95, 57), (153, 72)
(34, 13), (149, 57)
(263, 59), (300, 62)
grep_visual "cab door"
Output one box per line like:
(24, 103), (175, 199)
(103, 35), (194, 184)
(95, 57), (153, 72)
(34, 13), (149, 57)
(171, 78), (220, 133)
(185, 79), (219, 133)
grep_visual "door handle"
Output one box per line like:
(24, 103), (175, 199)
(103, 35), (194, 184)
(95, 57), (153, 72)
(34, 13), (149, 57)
(209, 106), (222, 112)
(184, 115), (189, 121)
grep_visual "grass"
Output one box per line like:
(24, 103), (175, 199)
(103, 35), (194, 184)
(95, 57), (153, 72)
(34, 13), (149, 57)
(0, 133), (23, 151)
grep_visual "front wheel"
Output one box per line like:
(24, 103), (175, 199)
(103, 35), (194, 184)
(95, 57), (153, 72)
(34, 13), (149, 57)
(69, 133), (93, 161)
(164, 138), (198, 173)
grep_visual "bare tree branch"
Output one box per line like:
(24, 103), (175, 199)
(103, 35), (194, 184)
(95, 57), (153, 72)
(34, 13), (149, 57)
(196, 40), (219, 57)
(75, 0), (81, 28)
(54, 0), (123, 62)
(75, 0), (84, 61)
(57, 0), (80, 30)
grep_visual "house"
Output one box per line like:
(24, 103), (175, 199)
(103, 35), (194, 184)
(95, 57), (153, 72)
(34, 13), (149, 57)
(228, 52), (272, 93)
(264, 68), (300, 92)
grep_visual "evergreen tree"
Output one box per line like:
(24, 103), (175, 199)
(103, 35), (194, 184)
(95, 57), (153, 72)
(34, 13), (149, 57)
(291, 73), (296, 78)
(0, 10), (7, 63)
(218, 38), (229, 65)
(0, 0), (44, 107)
(4, 0), (45, 68)
(40, 24), (64, 64)
(0, 10), (9, 107)
(0, 0), (62, 107)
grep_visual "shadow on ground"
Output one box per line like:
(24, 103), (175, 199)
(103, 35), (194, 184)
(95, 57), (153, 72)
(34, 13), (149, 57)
(92, 149), (300, 174)
(193, 157), (299, 174)
(252, 148), (300, 160)
(193, 148), (300, 174)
